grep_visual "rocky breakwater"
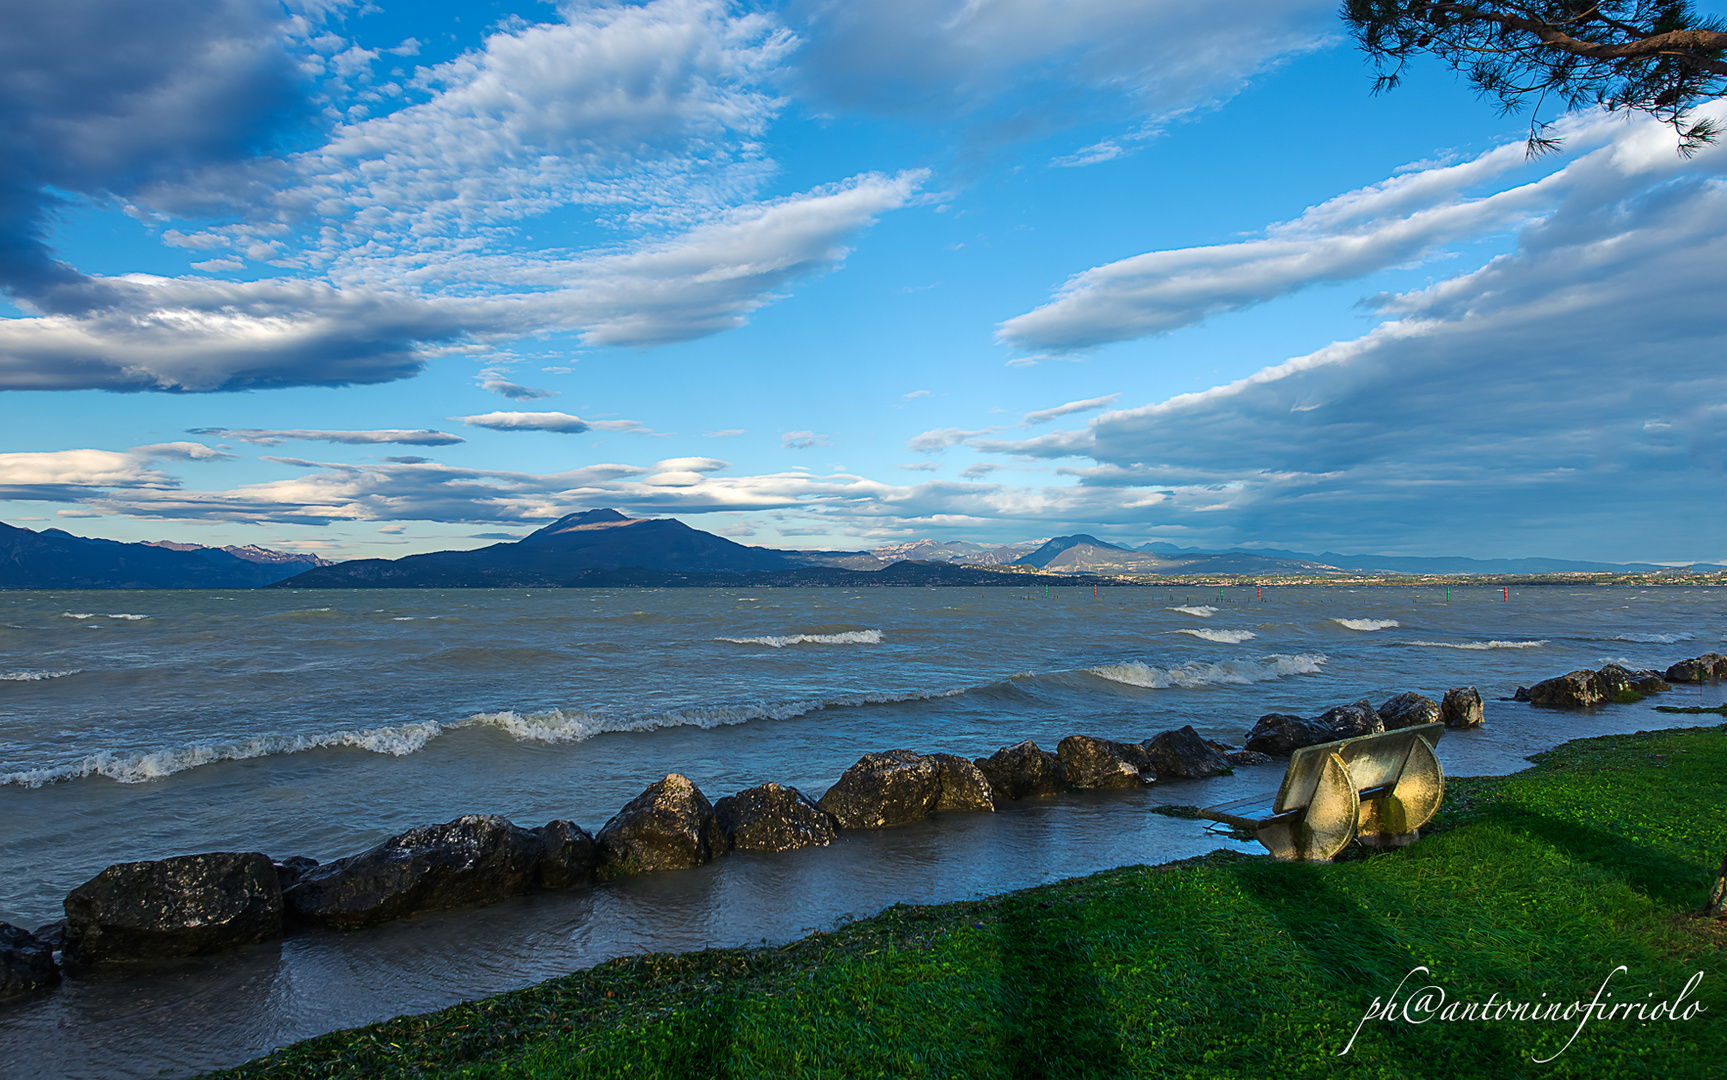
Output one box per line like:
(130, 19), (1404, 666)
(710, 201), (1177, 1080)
(1244, 687), (1484, 757)
(596, 773), (727, 873)
(815, 750), (994, 829)
(1514, 662), (1675, 708)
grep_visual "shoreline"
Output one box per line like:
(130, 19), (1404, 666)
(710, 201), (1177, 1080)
(196, 723), (1727, 1079)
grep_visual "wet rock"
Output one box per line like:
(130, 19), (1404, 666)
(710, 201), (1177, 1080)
(1226, 749), (1276, 767)
(1056, 735), (1156, 789)
(1141, 726), (1231, 779)
(1596, 664), (1639, 698)
(817, 750), (942, 829)
(928, 753), (996, 812)
(713, 783), (838, 852)
(597, 774), (727, 874)
(285, 815), (541, 929)
(31, 919), (66, 953)
(1320, 700), (1385, 739)
(1439, 686), (1484, 729)
(1632, 670), (1671, 694)
(1528, 670), (1605, 709)
(1244, 700), (1383, 756)
(1, 922), (60, 1001)
(271, 856), (320, 893)
(1665, 655), (1724, 684)
(973, 740), (1065, 800)
(1512, 686), (1532, 702)
(1243, 713), (1335, 756)
(63, 852), (282, 970)
(1377, 692), (1440, 730)
(537, 820), (600, 888)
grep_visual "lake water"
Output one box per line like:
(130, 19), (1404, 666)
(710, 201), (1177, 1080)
(2, 584), (1723, 1077)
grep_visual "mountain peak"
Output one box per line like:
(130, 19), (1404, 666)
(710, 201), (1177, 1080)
(523, 508), (636, 542)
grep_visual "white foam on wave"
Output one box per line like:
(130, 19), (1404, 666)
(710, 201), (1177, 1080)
(1170, 605), (1217, 617)
(1176, 628), (1257, 644)
(1, 669), (80, 681)
(1395, 639), (1549, 650)
(1090, 652), (1326, 689)
(2, 684), (969, 787)
(1334, 618), (1399, 631)
(1612, 631), (1695, 644)
(0, 721), (445, 788)
(715, 629), (883, 647)
(60, 612), (149, 620)
(462, 686), (964, 744)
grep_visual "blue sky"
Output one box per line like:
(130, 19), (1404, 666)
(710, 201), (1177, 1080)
(3, 0), (1726, 563)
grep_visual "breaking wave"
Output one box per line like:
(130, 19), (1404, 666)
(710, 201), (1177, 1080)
(1334, 618), (1399, 631)
(716, 630), (883, 647)
(1611, 632), (1696, 644)
(1176, 628), (1257, 644)
(1394, 639), (1549, 650)
(1170, 605), (1217, 617)
(0, 721), (445, 788)
(61, 612), (150, 621)
(1089, 653), (1326, 689)
(1, 669), (81, 682)
(0, 686), (964, 787)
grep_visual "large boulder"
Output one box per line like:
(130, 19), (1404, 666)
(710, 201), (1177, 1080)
(1141, 726), (1231, 779)
(285, 815), (541, 929)
(537, 820), (600, 889)
(817, 750), (942, 829)
(1, 922), (60, 1001)
(1632, 669), (1672, 694)
(63, 852), (282, 970)
(1665, 655), (1724, 684)
(1527, 670), (1605, 709)
(1595, 664), (1640, 698)
(928, 753), (996, 812)
(596, 774), (726, 874)
(1244, 700), (1384, 756)
(1377, 692), (1440, 730)
(1243, 713), (1335, 756)
(713, 783), (838, 852)
(1056, 735), (1156, 789)
(1439, 686), (1484, 729)
(973, 740), (1065, 800)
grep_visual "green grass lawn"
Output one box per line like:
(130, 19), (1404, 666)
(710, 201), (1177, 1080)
(208, 725), (1726, 1080)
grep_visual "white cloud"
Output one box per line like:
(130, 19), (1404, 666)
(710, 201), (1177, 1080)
(0, 442), (227, 500)
(479, 372), (557, 400)
(1022, 394), (1119, 425)
(792, 0), (1331, 134)
(972, 117), (1727, 558)
(997, 112), (1642, 354)
(906, 426), (996, 453)
(186, 427), (464, 446)
(703, 428), (746, 437)
(0, 278), (454, 390)
(456, 411), (596, 433)
(781, 430), (830, 449)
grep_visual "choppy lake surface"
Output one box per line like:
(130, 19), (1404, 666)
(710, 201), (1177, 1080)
(2, 584), (1723, 1077)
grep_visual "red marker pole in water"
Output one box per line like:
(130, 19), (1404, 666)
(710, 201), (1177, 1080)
(1504, 586), (1509, 601)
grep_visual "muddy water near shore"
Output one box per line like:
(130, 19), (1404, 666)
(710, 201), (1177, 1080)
(1, 584), (1723, 1077)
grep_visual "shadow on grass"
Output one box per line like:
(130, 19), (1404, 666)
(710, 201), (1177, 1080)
(992, 899), (1128, 1079)
(1476, 803), (1712, 909)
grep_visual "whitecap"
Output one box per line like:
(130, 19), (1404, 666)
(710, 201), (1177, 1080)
(1333, 618), (1399, 631)
(1611, 632), (1696, 644)
(1394, 639), (1549, 650)
(106, 613), (150, 621)
(0, 721), (446, 787)
(1, 669), (80, 682)
(1089, 653), (1326, 689)
(715, 629), (884, 647)
(1170, 605), (1217, 617)
(60, 612), (94, 619)
(1176, 628), (1257, 644)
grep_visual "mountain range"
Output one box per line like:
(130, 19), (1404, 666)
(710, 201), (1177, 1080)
(2, 510), (1713, 589)
(0, 521), (330, 588)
